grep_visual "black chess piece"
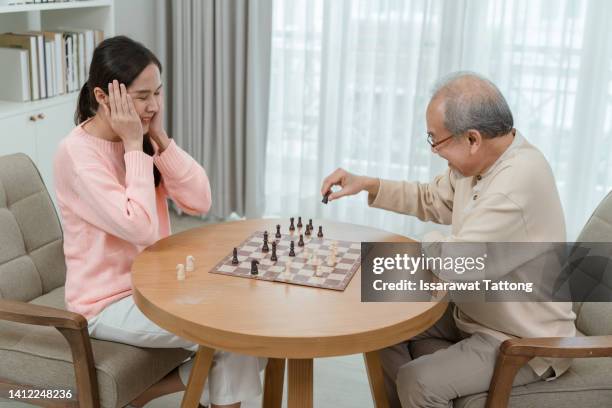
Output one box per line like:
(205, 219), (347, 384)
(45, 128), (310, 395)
(322, 191), (330, 204)
(304, 224), (311, 236)
(250, 260), (260, 275)
(231, 248), (239, 265)
(289, 217), (295, 231)
(298, 234), (304, 247)
(271, 241), (278, 261)
(308, 219), (314, 229)
(289, 241), (296, 257)
(317, 226), (323, 238)
(275, 224), (281, 238)
(262, 231), (269, 252)
(297, 216), (303, 229)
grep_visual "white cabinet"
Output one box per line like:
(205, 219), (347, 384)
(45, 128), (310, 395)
(0, 113), (37, 160)
(0, 95), (76, 207)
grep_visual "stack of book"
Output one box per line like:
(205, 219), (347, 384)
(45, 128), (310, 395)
(0, 28), (104, 102)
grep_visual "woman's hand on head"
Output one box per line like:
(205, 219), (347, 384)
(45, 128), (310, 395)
(148, 90), (171, 153)
(101, 80), (143, 152)
(148, 88), (164, 136)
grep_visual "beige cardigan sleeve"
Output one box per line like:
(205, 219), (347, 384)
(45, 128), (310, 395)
(368, 167), (455, 225)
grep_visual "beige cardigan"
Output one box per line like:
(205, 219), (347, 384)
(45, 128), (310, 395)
(368, 131), (576, 377)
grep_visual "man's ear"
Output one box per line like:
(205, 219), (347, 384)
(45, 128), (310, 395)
(467, 129), (483, 153)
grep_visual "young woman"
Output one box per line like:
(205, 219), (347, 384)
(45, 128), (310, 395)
(53, 36), (262, 408)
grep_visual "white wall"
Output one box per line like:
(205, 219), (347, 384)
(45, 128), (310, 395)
(113, 0), (168, 127)
(114, 0), (162, 55)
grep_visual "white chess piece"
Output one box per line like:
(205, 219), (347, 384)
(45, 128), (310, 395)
(284, 260), (293, 276)
(186, 255), (195, 272)
(313, 256), (323, 276)
(176, 263), (186, 281)
(326, 251), (337, 267)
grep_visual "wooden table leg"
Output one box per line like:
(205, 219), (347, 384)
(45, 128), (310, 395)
(364, 351), (390, 408)
(262, 358), (285, 408)
(181, 345), (215, 408)
(287, 358), (313, 408)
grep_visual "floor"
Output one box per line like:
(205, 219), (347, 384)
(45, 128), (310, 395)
(0, 211), (374, 408)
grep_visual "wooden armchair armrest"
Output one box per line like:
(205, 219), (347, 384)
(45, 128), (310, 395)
(0, 298), (99, 408)
(486, 335), (612, 408)
(500, 335), (612, 358)
(0, 299), (86, 330)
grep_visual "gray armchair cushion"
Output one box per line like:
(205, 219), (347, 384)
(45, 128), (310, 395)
(0, 287), (193, 408)
(454, 358), (612, 408)
(0, 153), (65, 301)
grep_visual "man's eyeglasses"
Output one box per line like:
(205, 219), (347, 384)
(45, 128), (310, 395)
(427, 132), (454, 149)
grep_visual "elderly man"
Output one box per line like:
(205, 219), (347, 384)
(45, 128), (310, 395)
(320, 72), (576, 407)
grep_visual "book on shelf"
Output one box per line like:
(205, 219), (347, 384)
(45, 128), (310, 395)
(57, 28), (98, 81)
(0, 33), (40, 100)
(42, 31), (66, 95)
(0, 47), (31, 101)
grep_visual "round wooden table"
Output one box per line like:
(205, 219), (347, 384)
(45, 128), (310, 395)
(132, 219), (447, 408)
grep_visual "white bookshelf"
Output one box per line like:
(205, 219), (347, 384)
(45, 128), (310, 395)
(0, 0), (114, 118)
(0, 0), (114, 207)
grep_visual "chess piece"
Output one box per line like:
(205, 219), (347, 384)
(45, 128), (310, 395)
(308, 219), (314, 229)
(251, 260), (260, 275)
(297, 216), (303, 229)
(271, 241), (278, 261)
(284, 260), (292, 276)
(312, 256), (322, 276)
(298, 234), (304, 247)
(304, 224), (311, 236)
(322, 191), (330, 204)
(317, 225), (323, 238)
(289, 241), (296, 257)
(262, 231), (270, 252)
(176, 264), (185, 281)
(327, 251), (337, 267)
(275, 224), (282, 239)
(186, 255), (195, 272)
(231, 248), (239, 265)
(289, 217), (295, 231)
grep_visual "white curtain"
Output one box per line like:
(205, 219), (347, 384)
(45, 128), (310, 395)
(169, 0), (272, 220)
(264, 0), (612, 241)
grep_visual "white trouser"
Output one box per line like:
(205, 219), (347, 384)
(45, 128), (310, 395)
(87, 295), (265, 406)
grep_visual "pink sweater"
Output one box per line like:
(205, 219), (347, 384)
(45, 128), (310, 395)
(54, 124), (211, 320)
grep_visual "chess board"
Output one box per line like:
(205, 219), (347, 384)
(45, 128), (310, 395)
(209, 230), (362, 291)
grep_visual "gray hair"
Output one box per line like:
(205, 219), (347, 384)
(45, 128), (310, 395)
(431, 72), (514, 138)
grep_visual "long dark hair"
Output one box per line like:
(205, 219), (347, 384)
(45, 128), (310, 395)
(76, 35), (163, 186)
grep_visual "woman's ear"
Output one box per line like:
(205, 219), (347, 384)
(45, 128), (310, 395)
(92, 86), (108, 109)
